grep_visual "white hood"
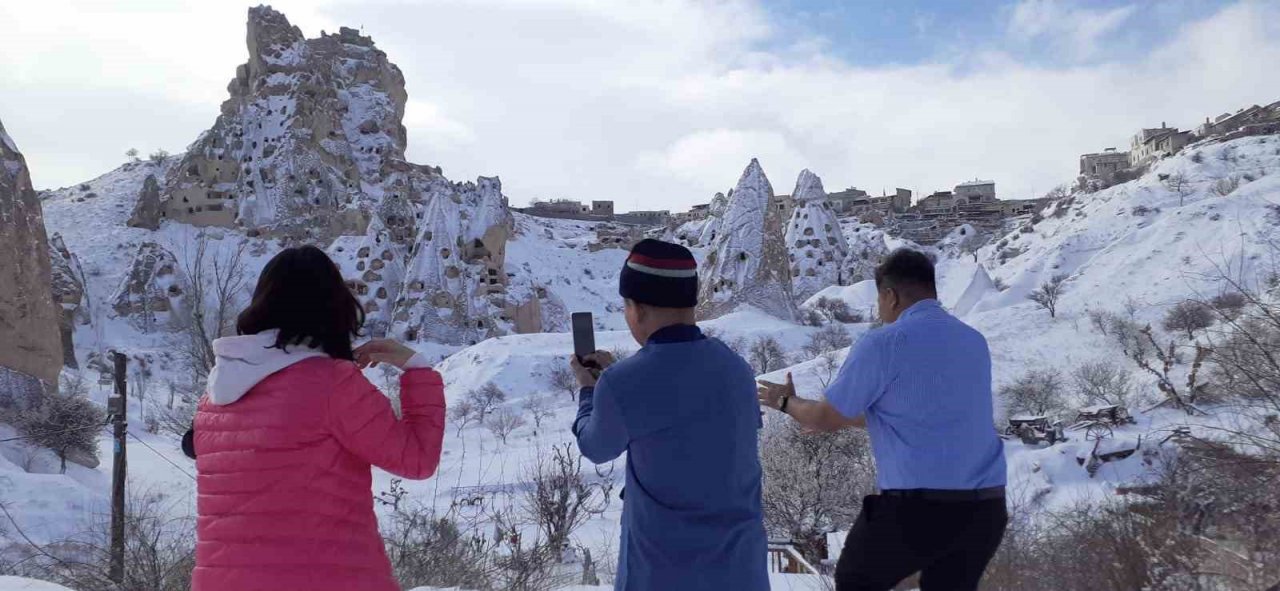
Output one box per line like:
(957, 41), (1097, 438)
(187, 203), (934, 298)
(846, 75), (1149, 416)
(206, 330), (327, 405)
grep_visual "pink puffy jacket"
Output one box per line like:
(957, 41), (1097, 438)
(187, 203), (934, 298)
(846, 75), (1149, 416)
(192, 339), (445, 591)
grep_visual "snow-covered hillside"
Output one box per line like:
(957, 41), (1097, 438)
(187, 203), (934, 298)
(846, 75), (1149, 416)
(7, 120), (1280, 588)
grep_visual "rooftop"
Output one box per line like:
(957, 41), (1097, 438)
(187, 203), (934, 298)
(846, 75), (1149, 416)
(956, 179), (994, 188)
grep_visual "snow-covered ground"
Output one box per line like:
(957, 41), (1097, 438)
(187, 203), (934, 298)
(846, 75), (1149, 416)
(4, 133), (1279, 589)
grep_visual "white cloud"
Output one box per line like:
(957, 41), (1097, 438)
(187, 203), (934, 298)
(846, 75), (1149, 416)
(1007, 0), (1138, 61)
(1, 0), (1279, 213)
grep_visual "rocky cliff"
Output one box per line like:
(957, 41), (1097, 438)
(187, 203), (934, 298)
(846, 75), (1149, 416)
(0, 119), (64, 395)
(47, 234), (87, 368)
(785, 170), (849, 301)
(697, 159), (796, 320)
(158, 6), (421, 244)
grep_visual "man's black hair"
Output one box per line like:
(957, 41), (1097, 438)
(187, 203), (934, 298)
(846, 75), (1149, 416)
(873, 248), (937, 297)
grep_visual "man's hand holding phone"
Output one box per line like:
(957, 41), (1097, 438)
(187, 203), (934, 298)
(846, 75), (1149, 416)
(571, 350), (615, 388)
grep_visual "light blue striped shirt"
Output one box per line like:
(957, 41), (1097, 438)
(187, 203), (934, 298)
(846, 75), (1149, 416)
(825, 299), (1007, 490)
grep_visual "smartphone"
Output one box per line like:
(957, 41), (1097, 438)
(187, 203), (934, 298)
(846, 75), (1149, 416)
(571, 312), (597, 366)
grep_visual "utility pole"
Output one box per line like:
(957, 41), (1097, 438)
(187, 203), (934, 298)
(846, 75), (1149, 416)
(108, 351), (128, 584)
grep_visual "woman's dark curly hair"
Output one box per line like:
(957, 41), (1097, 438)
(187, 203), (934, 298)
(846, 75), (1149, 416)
(236, 245), (363, 360)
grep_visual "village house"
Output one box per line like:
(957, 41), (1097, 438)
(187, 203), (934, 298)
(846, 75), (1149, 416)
(521, 199), (615, 221)
(1080, 148), (1130, 177)
(1129, 123), (1193, 168)
(613, 210), (671, 226)
(954, 179), (996, 204)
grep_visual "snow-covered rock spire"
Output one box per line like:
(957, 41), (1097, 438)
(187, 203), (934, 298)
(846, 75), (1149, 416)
(696, 158), (796, 320)
(785, 169), (850, 301)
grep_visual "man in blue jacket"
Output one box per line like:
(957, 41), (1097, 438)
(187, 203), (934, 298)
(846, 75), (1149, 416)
(570, 238), (769, 591)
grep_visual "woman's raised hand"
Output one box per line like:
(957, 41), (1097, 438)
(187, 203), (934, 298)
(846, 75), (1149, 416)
(354, 339), (417, 369)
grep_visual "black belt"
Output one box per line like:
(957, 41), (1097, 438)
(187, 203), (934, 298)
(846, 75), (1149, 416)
(879, 486), (1005, 502)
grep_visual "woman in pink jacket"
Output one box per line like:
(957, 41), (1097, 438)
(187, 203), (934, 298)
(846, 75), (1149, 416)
(191, 245), (446, 591)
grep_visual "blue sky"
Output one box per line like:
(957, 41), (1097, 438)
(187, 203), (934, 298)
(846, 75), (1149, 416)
(2, 0), (1279, 211)
(762, 0), (1233, 66)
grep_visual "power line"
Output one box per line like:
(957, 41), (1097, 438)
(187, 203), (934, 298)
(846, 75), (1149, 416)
(126, 430), (196, 482)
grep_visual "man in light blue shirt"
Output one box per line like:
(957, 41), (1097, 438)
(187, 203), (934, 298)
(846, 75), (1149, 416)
(759, 248), (1007, 591)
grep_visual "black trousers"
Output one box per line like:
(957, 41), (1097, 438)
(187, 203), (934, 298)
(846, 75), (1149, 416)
(834, 494), (1008, 591)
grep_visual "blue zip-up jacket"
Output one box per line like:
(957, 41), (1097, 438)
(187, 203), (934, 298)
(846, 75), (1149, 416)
(573, 324), (769, 591)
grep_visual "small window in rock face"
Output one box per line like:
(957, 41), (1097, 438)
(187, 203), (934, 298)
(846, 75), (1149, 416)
(738, 252), (747, 262)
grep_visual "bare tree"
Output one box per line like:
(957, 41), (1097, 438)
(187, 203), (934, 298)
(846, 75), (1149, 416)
(548, 365), (578, 399)
(1027, 274), (1067, 318)
(177, 235), (252, 380)
(486, 408), (524, 444)
(522, 394), (555, 430)
(1001, 368), (1067, 418)
(747, 336), (787, 374)
(1163, 300), (1214, 339)
(1071, 361), (1132, 407)
(466, 383), (507, 420)
(760, 419), (875, 564)
(522, 443), (613, 552)
(1164, 172), (1193, 205)
(802, 324), (853, 359)
(1099, 317), (1211, 413)
(449, 400), (480, 437)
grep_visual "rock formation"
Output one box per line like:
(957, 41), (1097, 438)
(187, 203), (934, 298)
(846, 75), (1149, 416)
(388, 176), (521, 345)
(697, 159), (796, 320)
(844, 223), (892, 283)
(0, 118), (64, 401)
(47, 234), (88, 368)
(328, 216), (408, 338)
(697, 191), (730, 246)
(785, 170), (849, 301)
(128, 174), (163, 230)
(158, 6), (418, 243)
(110, 242), (187, 332)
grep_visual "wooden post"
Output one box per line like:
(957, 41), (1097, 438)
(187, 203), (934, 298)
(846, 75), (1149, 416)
(108, 351), (128, 584)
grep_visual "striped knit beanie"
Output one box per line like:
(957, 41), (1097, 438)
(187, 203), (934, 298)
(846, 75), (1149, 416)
(619, 239), (698, 308)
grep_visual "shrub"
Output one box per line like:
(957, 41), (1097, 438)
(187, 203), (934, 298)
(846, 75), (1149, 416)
(1191, 151), (1203, 163)
(1001, 368), (1067, 419)
(1162, 300), (1214, 339)
(814, 297), (862, 324)
(1209, 292), (1247, 320)
(16, 391), (105, 473)
(1213, 176), (1240, 196)
(148, 149), (170, 163)
(383, 508), (496, 589)
(760, 419), (875, 565)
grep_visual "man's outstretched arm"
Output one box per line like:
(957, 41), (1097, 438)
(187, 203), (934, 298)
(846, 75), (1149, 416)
(758, 373), (865, 432)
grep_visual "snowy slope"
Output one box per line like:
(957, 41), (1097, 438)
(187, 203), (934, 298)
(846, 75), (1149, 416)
(10, 132), (1279, 589)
